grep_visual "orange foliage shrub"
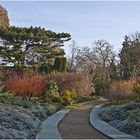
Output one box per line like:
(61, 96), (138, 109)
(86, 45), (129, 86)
(5, 72), (46, 99)
(108, 79), (137, 104)
(46, 72), (92, 96)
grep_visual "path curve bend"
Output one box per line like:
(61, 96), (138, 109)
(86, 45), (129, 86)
(36, 109), (70, 139)
(58, 101), (108, 139)
(90, 104), (137, 139)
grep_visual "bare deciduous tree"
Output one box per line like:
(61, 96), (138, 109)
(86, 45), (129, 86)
(69, 40), (117, 95)
(67, 40), (79, 71)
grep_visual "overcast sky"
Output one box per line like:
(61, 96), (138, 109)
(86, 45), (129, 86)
(1, 1), (140, 56)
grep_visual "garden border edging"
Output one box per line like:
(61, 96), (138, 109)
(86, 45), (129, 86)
(90, 104), (137, 139)
(36, 109), (71, 139)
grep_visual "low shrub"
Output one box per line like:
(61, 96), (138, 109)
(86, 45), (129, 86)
(0, 91), (58, 120)
(30, 103), (48, 120)
(65, 104), (79, 109)
(99, 106), (128, 122)
(0, 104), (40, 139)
(30, 103), (58, 120)
(59, 90), (77, 105)
(5, 72), (46, 99)
(100, 104), (140, 138)
(45, 104), (58, 115)
(118, 118), (140, 138)
(41, 81), (77, 105)
(76, 95), (99, 103)
(42, 81), (60, 103)
(0, 92), (33, 108)
(46, 72), (92, 96)
(128, 109), (140, 122)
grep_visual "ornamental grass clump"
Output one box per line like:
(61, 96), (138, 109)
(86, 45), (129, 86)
(108, 79), (135, 104)
(5, 72), (46, 99)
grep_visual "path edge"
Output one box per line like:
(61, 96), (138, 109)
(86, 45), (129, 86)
(36, 109), (71, 139)
(90, 104), (137, 139)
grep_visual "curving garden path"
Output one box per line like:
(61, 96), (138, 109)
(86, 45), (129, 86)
(58, 101), (109, 139)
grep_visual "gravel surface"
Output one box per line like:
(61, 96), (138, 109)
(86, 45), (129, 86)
(58, 101), (108, 139)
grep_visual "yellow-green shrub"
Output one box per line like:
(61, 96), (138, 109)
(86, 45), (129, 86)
(43, 81), (60, 103)
(59, 90), (77, 105)
(42, 81), (77, 105)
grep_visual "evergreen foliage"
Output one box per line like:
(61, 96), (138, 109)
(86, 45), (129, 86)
(0, 26), (71, 69)
(61, 57), (67, 72)
(119, 33), (140, 80)
(53, 57), (67, 72)
(38, 63), (53, 74)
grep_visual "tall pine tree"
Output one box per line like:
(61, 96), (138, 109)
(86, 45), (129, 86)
(0, 26), (71, 70)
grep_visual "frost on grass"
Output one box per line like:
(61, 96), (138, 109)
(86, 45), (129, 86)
(0, 105), (41, 139)
(99, 103), (140, 138)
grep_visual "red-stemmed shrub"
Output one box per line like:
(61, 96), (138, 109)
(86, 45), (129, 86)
(46, 72), (92, 96)
(5, 72), (46, 99)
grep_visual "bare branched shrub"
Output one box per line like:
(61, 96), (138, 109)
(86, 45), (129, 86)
(46, 72), (92, 96)
(108, 79), (136, 104)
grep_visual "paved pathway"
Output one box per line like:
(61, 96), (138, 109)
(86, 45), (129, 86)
(58, 101), (109, 139)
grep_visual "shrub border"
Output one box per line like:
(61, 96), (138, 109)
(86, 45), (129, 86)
(90, 104), (137, 139)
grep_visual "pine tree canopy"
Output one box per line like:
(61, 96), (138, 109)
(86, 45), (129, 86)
(0, 26), (71, 68)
